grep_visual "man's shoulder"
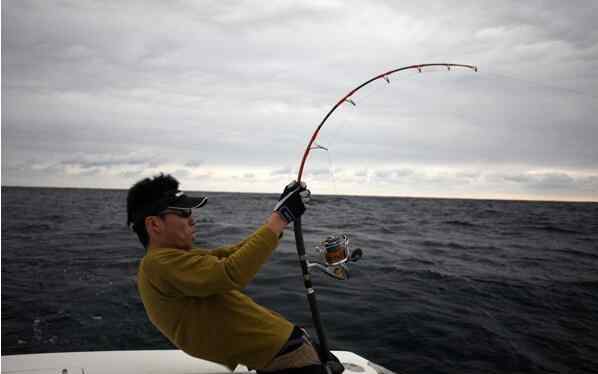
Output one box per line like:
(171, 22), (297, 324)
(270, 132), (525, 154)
(141, 248), (182, 268)
(142, 247), (214, 266)
(144, 247), (180, 258)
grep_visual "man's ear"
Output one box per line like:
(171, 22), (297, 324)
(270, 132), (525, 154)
(145, 216), (163, 236)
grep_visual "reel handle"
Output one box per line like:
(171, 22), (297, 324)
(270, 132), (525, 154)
(350, 248), (363, 262)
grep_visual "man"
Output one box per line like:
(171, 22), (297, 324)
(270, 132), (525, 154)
(126, 173), (324, 373)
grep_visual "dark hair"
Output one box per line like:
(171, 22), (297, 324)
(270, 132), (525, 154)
(126, 173), (180, 248)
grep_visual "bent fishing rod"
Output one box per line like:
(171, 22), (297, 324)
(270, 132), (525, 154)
(292, 63), (478, 368)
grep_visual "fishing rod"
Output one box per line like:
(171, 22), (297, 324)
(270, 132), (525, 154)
(292, 63), (478, 372)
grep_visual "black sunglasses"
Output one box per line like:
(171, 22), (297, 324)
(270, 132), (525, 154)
(158, 208), (193, 219)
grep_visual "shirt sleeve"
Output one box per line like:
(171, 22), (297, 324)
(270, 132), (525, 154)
(209, 239), (249, 258)
(145, 225), (279, 297)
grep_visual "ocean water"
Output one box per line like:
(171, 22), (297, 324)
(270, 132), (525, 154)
(1, 186), (597, 374)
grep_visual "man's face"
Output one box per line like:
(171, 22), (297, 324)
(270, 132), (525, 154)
(155, 209), (196, 250)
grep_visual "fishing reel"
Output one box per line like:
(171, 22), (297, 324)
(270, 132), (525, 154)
(308, 234), (363, 280)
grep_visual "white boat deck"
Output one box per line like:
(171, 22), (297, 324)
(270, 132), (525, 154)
(1, 349), (394, 374)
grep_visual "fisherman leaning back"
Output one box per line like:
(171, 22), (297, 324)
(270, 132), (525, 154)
(127, 173), (325, 373)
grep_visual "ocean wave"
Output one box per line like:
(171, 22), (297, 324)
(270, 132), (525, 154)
(9, 223), (54, 233)
(443, 220), (479, 227)
(528, 225), (584, 235)
(420, 239), (468, 250)
(568, 280), (598, 288)
(552, 248), (598, 260)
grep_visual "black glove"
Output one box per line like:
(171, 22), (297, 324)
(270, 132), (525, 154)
(273, 181), (308, 223)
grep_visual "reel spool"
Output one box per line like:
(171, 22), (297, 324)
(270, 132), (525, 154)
(309, 234), (363, 280)
(322, 235), (351, 265)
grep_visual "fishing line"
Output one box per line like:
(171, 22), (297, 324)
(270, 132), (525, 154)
(291, 63), (478, 370)
(308, 144), (345, 236)
(483, 69), (598, 100)
(325, 147), (339, 197)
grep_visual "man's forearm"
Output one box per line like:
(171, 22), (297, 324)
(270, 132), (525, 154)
(210, 213), (286, 258)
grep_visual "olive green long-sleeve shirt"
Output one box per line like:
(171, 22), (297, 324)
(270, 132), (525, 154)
(137, 225), (294, 370)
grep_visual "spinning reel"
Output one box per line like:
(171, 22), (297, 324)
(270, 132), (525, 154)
(308, 234), (363, 280)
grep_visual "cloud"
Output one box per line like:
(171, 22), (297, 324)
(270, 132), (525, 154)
(60, 152), (155, 169)
(63, 164), (103, 177)
(354, 169), (368, 177)
(117, 169), (145, 179)
(531, 173), (575, 190)
(270, 167), (293, 176)
(579, 176), (598, 191)
(172, 169), (190, 178)
(494, 171), (596, 192)
(2, 1), (597, 201)
(306, 168), (331, 177)
(502, 174), (532, 184)
(395, 168), (415, 177)
(374, 170), (391, 179)
(184, 160), (203, 168)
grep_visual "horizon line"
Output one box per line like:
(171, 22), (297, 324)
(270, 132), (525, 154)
(2, 184), (596, 204)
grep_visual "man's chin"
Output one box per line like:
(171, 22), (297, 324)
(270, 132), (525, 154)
(175, 239), (193, 251)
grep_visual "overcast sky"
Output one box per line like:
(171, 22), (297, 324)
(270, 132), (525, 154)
(2, 1), (597, 201)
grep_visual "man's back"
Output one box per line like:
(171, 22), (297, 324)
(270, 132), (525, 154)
(137, 225), (294, 370)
